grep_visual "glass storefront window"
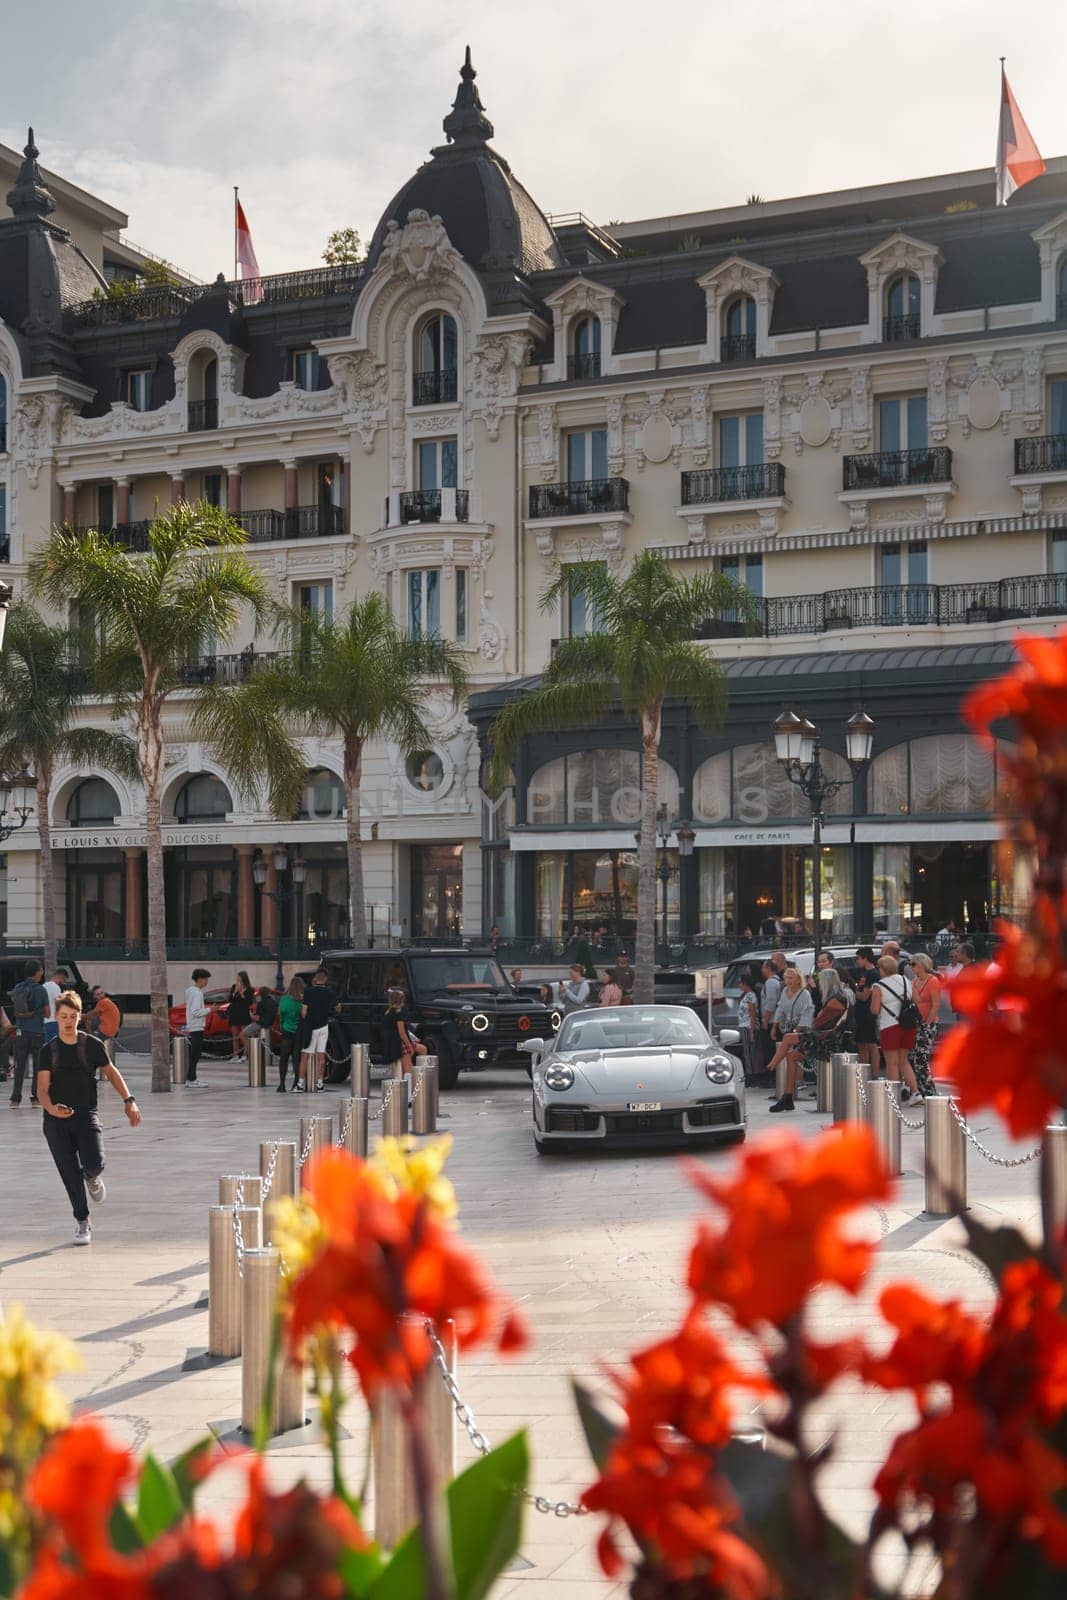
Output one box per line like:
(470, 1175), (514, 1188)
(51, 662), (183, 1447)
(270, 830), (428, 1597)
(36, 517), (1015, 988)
(174, 775), (232, 822)
(692, 744), (852, 822)
(167, 848), (235, 940)
(288, 844), (349, 948)
(992, 839), (1034, 924)
(67, 778), (121, 826)
(803, 846), (854, 939)
(527, 752), (679, 827)
(872, 843), (912, 931)
(698, 848), (735, 934)
(298, 768), (345, 820)
(412, 843), (463, 940)
(66, 849), (125, 944)
(534, 848), (678, 942)
(867, 736), (1015, 816)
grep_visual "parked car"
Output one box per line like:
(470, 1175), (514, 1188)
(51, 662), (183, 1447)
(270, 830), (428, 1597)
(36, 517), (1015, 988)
(167, 987), (288, 1057)
(712, 947), (862, 1032)
(309, 948), (560, 1089)
(521, 1004), (745, 1154)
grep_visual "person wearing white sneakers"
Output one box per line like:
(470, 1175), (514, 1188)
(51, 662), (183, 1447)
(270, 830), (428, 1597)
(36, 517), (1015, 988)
(37, 990), (141, 1245)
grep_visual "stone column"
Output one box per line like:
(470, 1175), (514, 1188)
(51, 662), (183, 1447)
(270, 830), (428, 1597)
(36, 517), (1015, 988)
(61, 485), (77, 527)
(115, 479), (131, 525)
(227, 468), (242, 515)
(124, 849), (144, 946)
(171, 475), (185, 506)
(261, 851), (279, 946)
(237, 845), (255, 944)
(283, 461), (299, 510)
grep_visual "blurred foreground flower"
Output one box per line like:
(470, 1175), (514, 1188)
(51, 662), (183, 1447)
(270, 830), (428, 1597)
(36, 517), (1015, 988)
(0, 1304), (79, 1579)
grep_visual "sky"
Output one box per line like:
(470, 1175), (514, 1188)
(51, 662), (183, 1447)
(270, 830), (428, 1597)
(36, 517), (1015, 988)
(1, 0), (1064, 281)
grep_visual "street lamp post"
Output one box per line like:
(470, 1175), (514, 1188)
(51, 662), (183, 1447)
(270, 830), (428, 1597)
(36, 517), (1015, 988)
(772, 709), (875, 962)
(0, 767), (35, 843)
(253, 848), (307, 990)
(638, 805), (697, 953)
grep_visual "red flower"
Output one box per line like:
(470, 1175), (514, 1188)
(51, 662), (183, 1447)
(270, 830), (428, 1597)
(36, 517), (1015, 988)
(965, 630), (1067, 745)
(686, 1128), (892, 1330)
(286, 1148), (526, 1398)
(935, 910), (1067, 1137)
(27, 1419), (136, 1564)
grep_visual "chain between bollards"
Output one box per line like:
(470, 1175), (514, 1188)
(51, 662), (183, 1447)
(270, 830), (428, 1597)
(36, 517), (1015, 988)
(947, 1098), (1042, 1168)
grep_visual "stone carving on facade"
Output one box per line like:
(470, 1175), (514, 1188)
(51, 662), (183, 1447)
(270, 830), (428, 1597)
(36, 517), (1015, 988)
(14, 394), (47, 486)
(534, 527), (556, 568)
(477, 600), (507, 662)
(470, 331), (531, 441)
(927, 357), (949, 442)
(536, 403), (557, 481)
(1022, 347), (1043, 433)
(689, 385), (710, 465)
(322, 352), (389, 452)
(410, 411), (458, 435)
(1018, 483), (1044, 516)
(379, 210), (462, 284)
(847, 365), (871, 450)
(923, 493), (949, 525)
(762, 377), (781, 460)
(606, 395), (624, 474)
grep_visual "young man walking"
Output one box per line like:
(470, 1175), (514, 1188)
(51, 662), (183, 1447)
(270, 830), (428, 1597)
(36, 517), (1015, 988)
(184, 968), (211, 1085)
(37, 990), (141, 1244)
(296, 968), (339, 1093)
(10, 959), (49, 1107)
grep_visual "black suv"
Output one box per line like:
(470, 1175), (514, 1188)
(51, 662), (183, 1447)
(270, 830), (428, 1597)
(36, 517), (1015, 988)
(308, 948), (559, 1090)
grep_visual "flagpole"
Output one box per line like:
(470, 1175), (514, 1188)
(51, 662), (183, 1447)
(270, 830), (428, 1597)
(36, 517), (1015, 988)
(233, 186), (239, 283)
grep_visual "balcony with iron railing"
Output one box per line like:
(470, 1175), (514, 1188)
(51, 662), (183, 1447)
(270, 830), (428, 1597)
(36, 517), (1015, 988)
(681, 463), (786, 504)
(842, 446), (952, 491)
(691, 572), (1067, 640)
(175, 650), (283, 687)
(398, 489), (470, 524)
(1014, 434), (1067, 475)
(567, 351), (602, 380)
(187, 398), (218, 431)
(65, 265), (364, 329)
(70, 520), (152, 552)
(719, 333), (756, 363)
(236, 505), (345, 541)
(883, 313), (920, 342)
(412, 368), (458, 406)
(528, 477), (630, 518)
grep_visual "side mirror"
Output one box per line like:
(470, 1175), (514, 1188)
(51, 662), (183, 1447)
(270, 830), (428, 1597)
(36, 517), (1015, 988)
(719, 1028), (741, 1047)
(518, 1038), (547, 1056)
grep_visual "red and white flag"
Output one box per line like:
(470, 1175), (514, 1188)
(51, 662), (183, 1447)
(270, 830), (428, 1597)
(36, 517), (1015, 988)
(235, 193), (263, 301)
(996, 63), (1045, 205)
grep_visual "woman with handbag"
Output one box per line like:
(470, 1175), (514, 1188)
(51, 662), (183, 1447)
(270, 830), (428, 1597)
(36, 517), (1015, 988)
(381, 987), (425, 1077)
(907, 951), (941, 1098)
(870, 954), (920, 1100)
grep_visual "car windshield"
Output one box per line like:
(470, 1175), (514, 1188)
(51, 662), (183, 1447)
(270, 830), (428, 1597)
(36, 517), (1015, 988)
(558, 1007), (709, 1052)
(410, 956), (511, 993)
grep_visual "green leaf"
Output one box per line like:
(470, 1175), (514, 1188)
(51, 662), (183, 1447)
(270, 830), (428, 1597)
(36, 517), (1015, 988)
(108, 1498), (144, 1555)
(571, 1379), (619, 1472)
(169, 1436), (215, 1511)
(368, 1432), (529, 1600)
(338, 1543), (387, 1597)
(959, 1212), (1038, 1285)
(134, 1453), (184, 1541)
(0, 1538), (16, 1599)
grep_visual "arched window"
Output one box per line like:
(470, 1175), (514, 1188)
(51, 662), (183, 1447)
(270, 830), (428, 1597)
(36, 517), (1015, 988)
(569, 316), (602, 380)
(66, 778), (121, 827)
(528, 751), (679, 826)
(867, 735), (1014, 816)
(298, 767), (346, 820)
(1057, 255), (1067, 321)
(0, 373), (7, 453)
(692, 743), (853, 822)
(885, 273), (920, 341)
(413, 313), (458, 406)
(188, 350), (219, 431)
(174, 774), (232, 822)
(721, 295), (756, 362)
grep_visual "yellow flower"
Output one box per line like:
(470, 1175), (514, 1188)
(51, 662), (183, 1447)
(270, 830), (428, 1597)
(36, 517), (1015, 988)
(369, 1134), (458, 1222)
(0, 1305), (80, 1546)
(269, 1194), (325, 1279)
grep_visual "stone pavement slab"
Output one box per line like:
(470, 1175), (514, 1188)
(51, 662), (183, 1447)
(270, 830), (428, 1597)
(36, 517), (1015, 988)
(0, 1057), (1046, 1595)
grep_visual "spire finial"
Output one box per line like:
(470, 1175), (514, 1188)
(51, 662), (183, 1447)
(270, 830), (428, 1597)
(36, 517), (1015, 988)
(442, 44), (494, 146)
(6, 125), (55, 220)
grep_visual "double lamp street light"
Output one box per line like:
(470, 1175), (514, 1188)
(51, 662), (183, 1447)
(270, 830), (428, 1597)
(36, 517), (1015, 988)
(772, 707), (876, 962)
(253, 847), (307, 990)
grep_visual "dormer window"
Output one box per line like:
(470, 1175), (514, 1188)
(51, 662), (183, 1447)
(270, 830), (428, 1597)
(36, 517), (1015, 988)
(885, 274), (920, 341)
(127, 369), (152, 412)
(188, 352), (218, 431)
(293, 349), (321, 391)
(413, 313), (458, 406)
(568, 316), (601, 380)
(721, 295), (756, 363)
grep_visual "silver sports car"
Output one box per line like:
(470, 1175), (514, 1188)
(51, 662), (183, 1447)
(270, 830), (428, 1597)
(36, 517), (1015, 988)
(521, 1004), (746, 1153)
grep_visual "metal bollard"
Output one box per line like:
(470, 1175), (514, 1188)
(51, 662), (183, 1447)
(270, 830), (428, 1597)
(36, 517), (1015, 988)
(172, 1036), (189, 1085)
(247, 1037), (266, 1088)
(207, 1203), (262, 1357)
(924, 1095), (967, 1216)
(299, 1116), (334, 1190)
(868, 1078), (902, 1177)
(412, 1062), (437, 1135)
(421, 1054), (440, 1121)
(219, 1173), (263, 1208)
(1041, 1125), (1067, 1254)
(374, 1318), (455, 1549)
(342, 1096), (369, 1158)
(843, 1060), (871, 1125)
(816, 1058), (832, 1113)
(830, 1052), (857, 1124)
(350, 1042), (371, 1099)
(241, 1248), (278, 1434)
(381, 1077), (410, 1137)
(259, 1140), (296, 1243)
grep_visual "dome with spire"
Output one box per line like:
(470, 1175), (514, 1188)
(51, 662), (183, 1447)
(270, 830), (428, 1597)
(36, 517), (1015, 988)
(366, 49), (563, 279)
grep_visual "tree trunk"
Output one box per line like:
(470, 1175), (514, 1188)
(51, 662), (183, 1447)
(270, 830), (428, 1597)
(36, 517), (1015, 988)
(37, 763), (58, 978)
(140, 700), (170, 1092)
(344, 736), (368, 947)
(634, 702), (662, 1005)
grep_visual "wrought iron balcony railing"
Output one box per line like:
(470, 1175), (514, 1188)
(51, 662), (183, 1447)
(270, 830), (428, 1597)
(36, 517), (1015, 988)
(883, 313), (920, 342)
(176, 650), (283, 687)
(528, 477), (630, 518)
(236, 505), (344, 541)
(567, 351), (602, 380)
(65, 265), (364, 328)
(187, 398), (218, 431)
(719, 333), (756, 363)
(398, 489), (470, 524)
(1014, 434), (1067, 475)
(681, 463), (786, 504)
(412, 368), (459, 406)
(842, 446), (952, 490)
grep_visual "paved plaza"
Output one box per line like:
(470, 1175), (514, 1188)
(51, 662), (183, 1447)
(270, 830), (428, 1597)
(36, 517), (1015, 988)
(0, 1049), (1047, 1597)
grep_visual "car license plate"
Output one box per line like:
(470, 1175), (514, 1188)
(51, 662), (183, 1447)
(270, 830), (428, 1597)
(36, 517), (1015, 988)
(628, 1101), (661, 1113)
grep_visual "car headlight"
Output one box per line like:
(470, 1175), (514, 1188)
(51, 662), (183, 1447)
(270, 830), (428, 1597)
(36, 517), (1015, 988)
(544, 1063), (575, 1091)
(704, 1054), (735, 1084)
(470, 1012), (490, 1033)
(550, 1010), (562, 1031)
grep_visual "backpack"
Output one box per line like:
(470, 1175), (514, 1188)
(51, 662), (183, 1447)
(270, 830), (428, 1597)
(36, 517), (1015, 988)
(881, 976), (919, 1030)
(12, 979), (43, 1023)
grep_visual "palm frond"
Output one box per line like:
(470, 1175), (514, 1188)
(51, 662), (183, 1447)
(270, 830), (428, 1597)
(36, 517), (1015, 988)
(58, 728), (141, 785)
(190, 679), (305, 816)
(487, 675), (613, 793)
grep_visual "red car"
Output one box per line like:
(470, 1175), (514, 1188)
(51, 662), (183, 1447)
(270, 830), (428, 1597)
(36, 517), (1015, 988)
(167, 988), (282, 1056)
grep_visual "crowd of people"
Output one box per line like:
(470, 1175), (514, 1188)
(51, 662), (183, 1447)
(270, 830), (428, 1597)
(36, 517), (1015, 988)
(733, 938), (974, 1115)
(2, 959), (122, 1108)
(181, 967), (342, 1093)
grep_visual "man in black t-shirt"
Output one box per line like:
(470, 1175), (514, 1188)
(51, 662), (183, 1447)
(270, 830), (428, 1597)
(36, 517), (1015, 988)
(37, 991), (141, 1245)
(297, 969), (340, 1093)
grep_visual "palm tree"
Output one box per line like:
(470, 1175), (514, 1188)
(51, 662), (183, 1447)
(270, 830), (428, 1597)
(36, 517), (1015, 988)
(200, 592), (469, 947)
(488, 551), (756, 1003)
(29, 504), (279, 1092)
(0, 604), (139, 975)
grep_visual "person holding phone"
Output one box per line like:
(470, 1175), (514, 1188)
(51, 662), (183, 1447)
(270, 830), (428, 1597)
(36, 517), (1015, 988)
(37, 990), (141, 1245)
